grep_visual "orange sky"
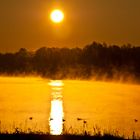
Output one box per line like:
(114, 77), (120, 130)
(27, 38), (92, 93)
(0, 0), (140, 52)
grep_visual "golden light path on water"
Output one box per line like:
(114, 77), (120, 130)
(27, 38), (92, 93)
(49, 80), (64, 135)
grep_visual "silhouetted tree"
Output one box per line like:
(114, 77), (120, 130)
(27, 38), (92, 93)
(0, 42), (140, 81)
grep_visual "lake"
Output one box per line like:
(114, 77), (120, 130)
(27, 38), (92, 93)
(0, 77), (140, 137)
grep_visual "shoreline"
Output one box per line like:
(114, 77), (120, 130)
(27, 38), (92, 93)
(0, 133), (125, 140)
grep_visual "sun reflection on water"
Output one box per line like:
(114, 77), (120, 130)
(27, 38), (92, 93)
(49, 80), (64, 135)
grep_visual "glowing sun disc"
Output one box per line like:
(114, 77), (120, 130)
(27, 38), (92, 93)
(50, 9), (64, 23)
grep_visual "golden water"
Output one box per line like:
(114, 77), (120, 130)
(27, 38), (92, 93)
(0, 77), (140, 137)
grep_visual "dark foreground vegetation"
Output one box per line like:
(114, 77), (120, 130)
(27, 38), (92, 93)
(0, 133), (125, 140)
(0, 41), (140, 81)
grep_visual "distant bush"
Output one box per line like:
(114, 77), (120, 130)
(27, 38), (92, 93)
(0, 42), (140, 82)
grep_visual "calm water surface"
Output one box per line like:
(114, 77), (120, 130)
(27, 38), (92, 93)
(0, 77), (140, 137)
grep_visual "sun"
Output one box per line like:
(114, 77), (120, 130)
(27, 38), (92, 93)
(50, 9), (64, 23)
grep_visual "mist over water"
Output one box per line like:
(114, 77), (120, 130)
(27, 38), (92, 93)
(0, 77), (140, 137)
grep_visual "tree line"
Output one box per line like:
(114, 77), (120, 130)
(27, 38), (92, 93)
(0, 42), (140, 81)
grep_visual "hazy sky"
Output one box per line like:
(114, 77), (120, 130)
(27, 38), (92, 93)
(0, 0), (140, 52)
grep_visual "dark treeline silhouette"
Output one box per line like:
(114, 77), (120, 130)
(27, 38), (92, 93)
(0, 42), (140, 81)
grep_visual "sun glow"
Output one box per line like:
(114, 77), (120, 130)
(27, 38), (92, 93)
(50, 9), (64, 23)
